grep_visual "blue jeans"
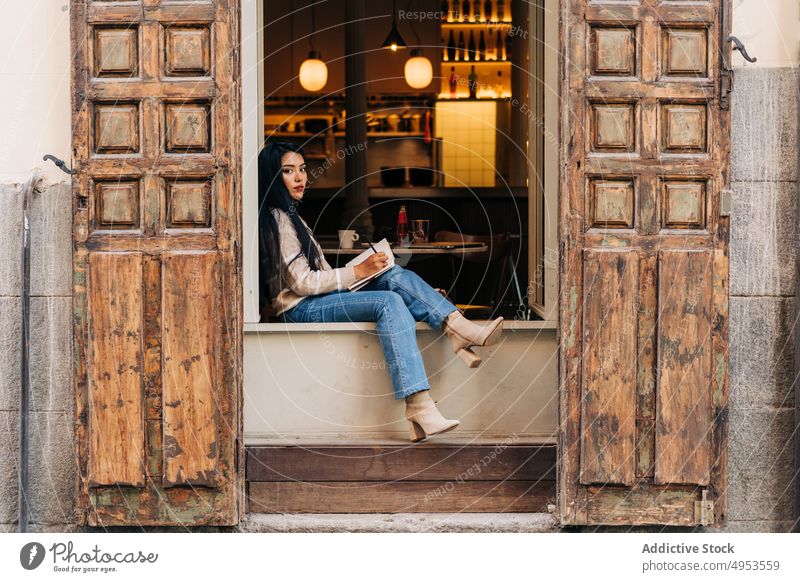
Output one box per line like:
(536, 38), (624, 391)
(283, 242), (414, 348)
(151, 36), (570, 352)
(278, 265), (459, 400)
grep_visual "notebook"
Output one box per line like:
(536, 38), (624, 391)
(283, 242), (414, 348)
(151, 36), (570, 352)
(345, 238), (395, 292)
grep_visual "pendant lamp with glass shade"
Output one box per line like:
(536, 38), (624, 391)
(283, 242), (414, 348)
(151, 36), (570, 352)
(299, 0), (327, 92)
(405, 49), (432, 88)
(381, 0), (407, 51)
(403, 15), (432, 88)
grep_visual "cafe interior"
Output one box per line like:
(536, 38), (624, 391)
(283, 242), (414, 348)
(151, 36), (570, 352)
(260, 0), (542, 321)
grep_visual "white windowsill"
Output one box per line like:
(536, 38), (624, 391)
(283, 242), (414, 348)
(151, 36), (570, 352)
(244, 319), (557, 333)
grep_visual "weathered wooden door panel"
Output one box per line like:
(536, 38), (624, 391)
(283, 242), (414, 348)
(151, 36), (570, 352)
(559, 0), (730, 526)
(72, 0), (242, 526)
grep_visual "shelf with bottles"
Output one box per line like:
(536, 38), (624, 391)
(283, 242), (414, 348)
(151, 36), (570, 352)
(440, 21), (513, 28)
(440, 0), (513, 24)
(442, 59), (512, 65)
(441, 26), (513, 63)
(267, 130), (428, 139)
(265, 95), (435, 142)
(440, 64), (510, 99)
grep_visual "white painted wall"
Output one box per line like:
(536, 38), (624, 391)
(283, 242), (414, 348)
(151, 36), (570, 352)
(245, 323), (558, 444)
(0, 1), (72, 183)
(732, 0), (800, 67)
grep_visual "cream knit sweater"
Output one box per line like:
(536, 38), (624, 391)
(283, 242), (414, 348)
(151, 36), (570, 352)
(269, 207), (358, 317)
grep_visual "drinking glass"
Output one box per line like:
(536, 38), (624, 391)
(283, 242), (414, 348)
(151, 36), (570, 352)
(411, 219), (430, 243)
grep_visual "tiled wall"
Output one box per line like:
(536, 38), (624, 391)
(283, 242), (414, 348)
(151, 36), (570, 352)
(435, 100), (497, 187)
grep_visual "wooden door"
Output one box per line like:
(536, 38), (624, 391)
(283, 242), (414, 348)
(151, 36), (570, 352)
(71, 0), (242, 526)
(559, 0), (731, 525)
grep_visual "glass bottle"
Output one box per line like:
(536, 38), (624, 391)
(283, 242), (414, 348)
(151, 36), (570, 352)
(478, 31), (486, 61)
(468, 65), (478, 98)
(497, 29), (505, 60)
(497, 0), (505, 22)
(467, 30), (476, 61)
(505, 29), (512, 61)
(461, 0), (469, 22)
(484, 0), (493, 22)
(473, 0), (481, 22)
(449, 67), (458, 98)
(457, 31), (465, 61)
(447, 30), (456, 61)
(494, 70), (503, 97)
(396, 205), (410, 246)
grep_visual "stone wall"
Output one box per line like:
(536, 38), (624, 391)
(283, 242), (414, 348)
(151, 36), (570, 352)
(0, 179), (75, 533)
(723, 66), (799, 532)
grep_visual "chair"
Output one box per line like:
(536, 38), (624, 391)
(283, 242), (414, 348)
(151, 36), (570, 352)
(434, 230), (518, 319)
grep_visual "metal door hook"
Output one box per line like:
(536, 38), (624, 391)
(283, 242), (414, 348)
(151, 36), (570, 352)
(728, 36), (757, 63)
(42, 154), (76, 175)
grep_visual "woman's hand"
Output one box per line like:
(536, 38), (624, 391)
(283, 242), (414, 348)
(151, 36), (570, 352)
(354, 252), (388, 279)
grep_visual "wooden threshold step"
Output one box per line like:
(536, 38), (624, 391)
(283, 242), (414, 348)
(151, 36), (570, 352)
(246, 444), (556, 513)
(248, 480), (552, 513)
(247, 444), (556, 482)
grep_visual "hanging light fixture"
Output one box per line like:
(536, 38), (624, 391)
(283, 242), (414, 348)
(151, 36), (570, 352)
(404, 49), (432, 89)
(299, 51), (327, 92)
(403, 14), (431, 88)
(299, 0), (328, 92)
(381, 0), (407, 51)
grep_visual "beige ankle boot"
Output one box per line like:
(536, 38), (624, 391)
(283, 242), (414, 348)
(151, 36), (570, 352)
(404, 390), (460, 442)
(441, 310), (504, 368)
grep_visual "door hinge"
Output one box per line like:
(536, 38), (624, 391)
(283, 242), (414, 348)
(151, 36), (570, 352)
(695, 489), (715, 526)
(720, 66), (734, 111)
(720, 37), (757, 111)
(720, 189), (733, 217)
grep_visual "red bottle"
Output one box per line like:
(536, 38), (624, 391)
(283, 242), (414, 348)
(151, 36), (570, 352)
(396, 205), (410, 246)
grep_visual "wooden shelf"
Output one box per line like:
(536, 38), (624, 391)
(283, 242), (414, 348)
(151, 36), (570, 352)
(441, 21), (513, 27)
(265, 93), (437, 106)
(442, 59), (511, 65)
(266, 131), (427, 139)
(266, 131), (319, 137)
(303, 186), (528, 199)
(435, 96), (511, 101)
(367, 132), (426, 138)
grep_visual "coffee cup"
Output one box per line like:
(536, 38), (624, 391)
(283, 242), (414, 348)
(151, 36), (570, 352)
(338, 229), (360, 249)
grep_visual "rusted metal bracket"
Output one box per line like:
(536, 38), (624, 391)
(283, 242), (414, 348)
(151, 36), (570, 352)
(42, 154), (76, 175)
(729, 35), (757, 63)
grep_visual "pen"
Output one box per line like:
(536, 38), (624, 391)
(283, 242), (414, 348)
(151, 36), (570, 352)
(368, 240), (398, 260)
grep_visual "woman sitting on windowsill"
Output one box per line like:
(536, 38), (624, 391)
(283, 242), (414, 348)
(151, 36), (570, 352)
(257, 141), (504, 443)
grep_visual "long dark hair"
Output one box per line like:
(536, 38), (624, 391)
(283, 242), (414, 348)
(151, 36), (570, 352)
(257, 141), (322, 310)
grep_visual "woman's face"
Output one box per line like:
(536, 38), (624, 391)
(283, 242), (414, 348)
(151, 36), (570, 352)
(281, 151), (307, 201)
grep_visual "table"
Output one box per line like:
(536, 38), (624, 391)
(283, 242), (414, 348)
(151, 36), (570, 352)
(320, 243), (489, 257)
